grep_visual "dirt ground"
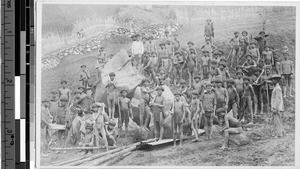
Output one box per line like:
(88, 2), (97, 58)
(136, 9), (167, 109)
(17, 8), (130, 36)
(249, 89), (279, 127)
(40, 10), (295, 166)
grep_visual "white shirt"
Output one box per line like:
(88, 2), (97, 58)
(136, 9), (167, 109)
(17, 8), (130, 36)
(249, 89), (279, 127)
(131, 41), (144, 55)
(271, 83), (284, 112)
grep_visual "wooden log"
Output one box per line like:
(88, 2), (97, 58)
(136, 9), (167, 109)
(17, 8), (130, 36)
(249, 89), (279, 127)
(52, 153), (94, 166)
(50, 146), (117, 151)
(87, 142), (140, 166)
(64, 145), (129, 166)
(102, 152), (131, 166)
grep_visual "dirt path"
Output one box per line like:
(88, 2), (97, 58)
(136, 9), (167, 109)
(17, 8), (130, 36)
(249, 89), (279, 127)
(115, 130), (294, 166)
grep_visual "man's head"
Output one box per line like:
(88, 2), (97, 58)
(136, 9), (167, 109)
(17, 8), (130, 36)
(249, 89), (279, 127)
(148, 35), (154, 42)
(226, 78), (235, 88)
(142, 36), (147, 43)
(269, 74), (281, 85)
(210, 60), (218, 68)
(254, 68), (261, 76)
(164, 30), (169, 36)
(187, 41), (194, 48)
(283, 52), (289, 60)
(142, 78), (150, 87)
(173, 33), (178, 39)
(215, 78), (223, 88)
(191, 90), (198, 99)
(203, 50), (209, 57)
(91, 103), (105, 113)
(156, 86), (164, 95)
(180, 79), (186, 86)
(121, 89), (128, 97)
(194, 75), (201, 82)
(250, 42), (256, 48)
(205, 39), (210, 45)
(131, 34), (138, 41)
(151, 51), (158, 57)
(265, 46), (270, 51)
(265, 67), (271, 74)
(50, 90), (59, 99)
(234, 31), (239, 37)
(143, 51), (150, 58)
(78, 86), (85, 93)
(243, 76), (250, 85)
(42, 99), (50, 108)
(109, 72), (116, 80)
(236, 70), (243, 79)
(283, 46), (288, 51)
(159, 43), (165, 49)
(246, 54), (252, 62)
(206, 18), (211, 24)
(174, 92), (181, 101)
(242, 31), (248, 37)
(80, 65), (86, 71)
(61, 80), (67, 88)
(219, 62), (226, 70)
(206, 82), (212, 91)
(259, 31), (265, 36)
(106, 82), (116, 91)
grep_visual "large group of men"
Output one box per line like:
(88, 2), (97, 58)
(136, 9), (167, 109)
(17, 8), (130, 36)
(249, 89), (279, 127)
(41, 18), (293, 156)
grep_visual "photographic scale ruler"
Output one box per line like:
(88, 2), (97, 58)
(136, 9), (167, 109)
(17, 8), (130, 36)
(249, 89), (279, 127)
(1, 0), (34, 168)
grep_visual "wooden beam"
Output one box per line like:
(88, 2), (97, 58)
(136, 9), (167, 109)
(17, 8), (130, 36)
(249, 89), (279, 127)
(102, 152), (131, 166)
(50, 146), (117, 151)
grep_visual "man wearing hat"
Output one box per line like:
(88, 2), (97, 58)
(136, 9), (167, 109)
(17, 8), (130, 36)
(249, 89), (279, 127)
(150, 86), (166, 141)
(55, 97), (70, 148)
(79, 64), (91, 89)
(229, 31), (241, 65)
(254, 31), (268, 54)
(201, 50), (211, 80)
(75, 87), (95, 115)
(163, 29), (172, 42)
(172, 33), (180, 52)
(248, 41), (261, 63)
(235, 70), (244, 101)
(280, 52), (294, 97)
(145, 35), (157, 54)
(218, 61), (230, 86)
(239, 76), (255, 125)
(190, 90), (202, 142)
(269, 74), (284, 138)
(117, 88), (132, 133)
(78, 119), (94, 155)
(240, 31), (250, 57)
(226, 78), (239, 118)
(201, 38), (216, 58)
(262, 46), (274, 66)
(41, 99), (53, 156)
(214, 77), (228, 116)
(173, 51), (185, 84)
(106, 82), (117, 119)
(59, 80), (72, 106)
(171, 90), (186, 148)
(204, 18), (214, 43)
(131, 33), (144, 69)
(200, 81), (216, 140)
(49, 90), (60, 123)
(89, 102), (116, 151)
(241, 54), (257, 76)
(140, 78), (158, 128)
(212, 50), (221, 63)
(250, 67), (264, 115)
(209, 60), (221, 79)
(192, 75), (204, 95)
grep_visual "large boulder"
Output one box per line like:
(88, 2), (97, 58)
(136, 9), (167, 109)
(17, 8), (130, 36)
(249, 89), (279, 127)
(94, 49), (144, 103)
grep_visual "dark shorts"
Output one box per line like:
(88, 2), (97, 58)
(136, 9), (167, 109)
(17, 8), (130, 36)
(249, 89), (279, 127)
(202, 66), (210, 79)
(120, 110), (129, 122)
(282, 74), (291, 86)
(203, 111), (213, 127)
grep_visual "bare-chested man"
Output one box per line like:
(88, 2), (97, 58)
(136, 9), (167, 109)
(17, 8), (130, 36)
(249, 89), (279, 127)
(150, 86), (165, 141)
(59, 80), (72, 106)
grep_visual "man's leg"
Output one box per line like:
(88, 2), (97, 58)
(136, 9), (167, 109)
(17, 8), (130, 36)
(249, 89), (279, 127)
(203, 114), (209, 140)
(111, 99), (115, 119)
(288, 75), (293, 97)
(107, 98), (112, 118)
(172, 118), (177, 148)
(144, 105), (151, 129)
(208, 113), (213, 139)
(232, 103), (238, 119)
(154, 121), (159, 140)
(139, 99), (145, 126)
(221, 127), (243, 149)
(247, 97), (253, 124)
(99, 126), (109, 151)
(179, 123), (183, 147)
(159, 112), (164, 141)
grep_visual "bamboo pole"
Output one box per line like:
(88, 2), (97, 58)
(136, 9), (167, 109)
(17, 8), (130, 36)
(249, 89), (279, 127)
(102, 152), (131, 166)
(87, 142), (140, 166)
(64, 145), (129, 166)
(50, 146), (117, 151)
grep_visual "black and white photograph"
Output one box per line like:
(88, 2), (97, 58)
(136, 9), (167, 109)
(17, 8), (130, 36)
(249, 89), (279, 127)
(36, 1), (298, 167)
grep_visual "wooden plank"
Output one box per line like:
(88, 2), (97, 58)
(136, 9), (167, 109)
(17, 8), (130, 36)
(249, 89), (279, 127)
(101, 152), (131, 166)
(50, 146), (117, 151)
(147, 139), (174, 146)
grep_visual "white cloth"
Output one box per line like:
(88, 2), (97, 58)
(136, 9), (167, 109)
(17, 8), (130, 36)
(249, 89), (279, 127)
(271, 83), (284, 112)
(131, 41), (144, 55)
